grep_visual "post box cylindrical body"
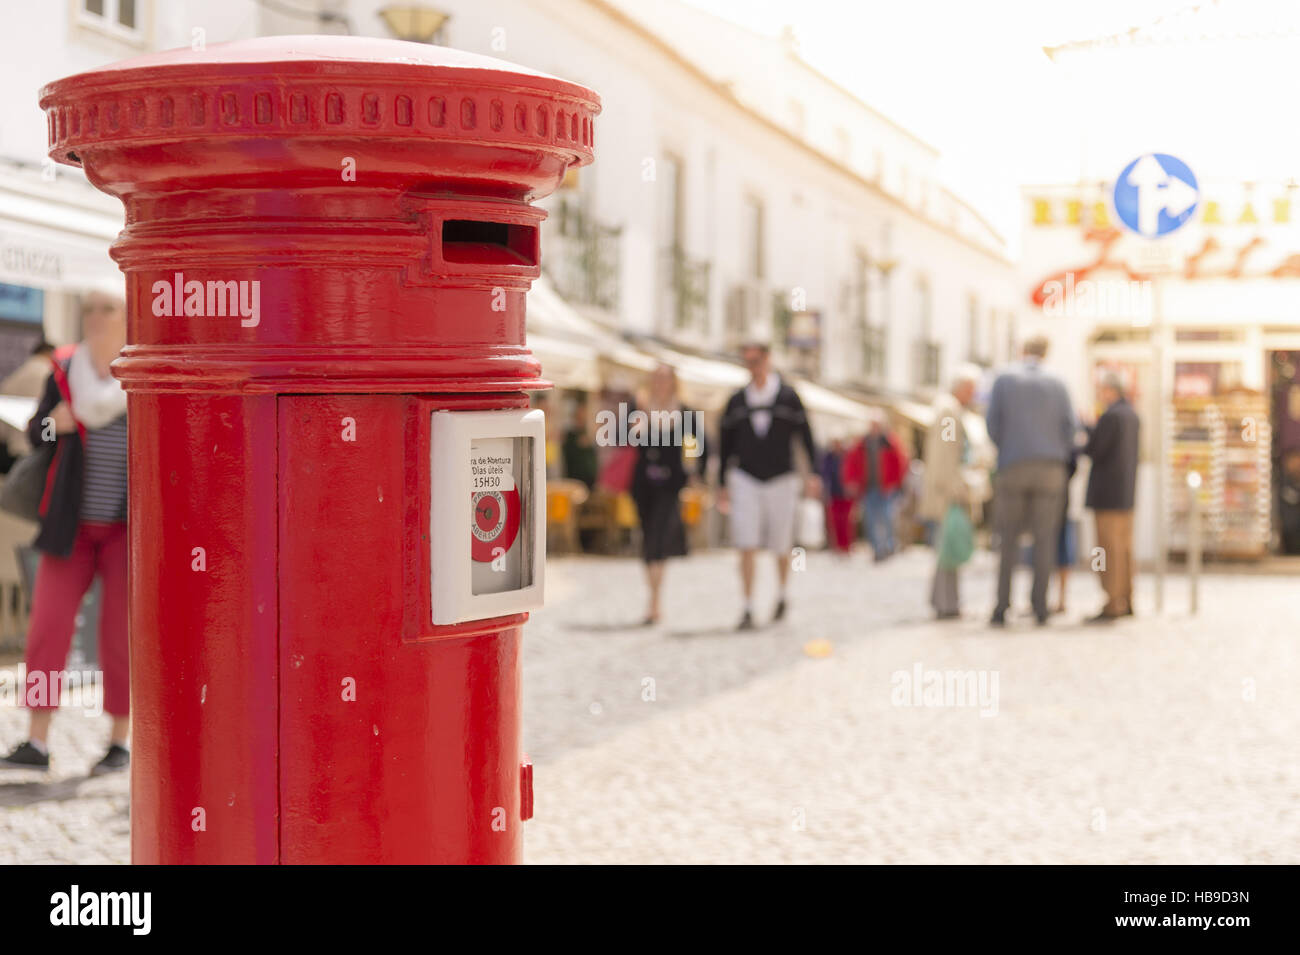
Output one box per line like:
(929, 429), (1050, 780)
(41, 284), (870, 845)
(41, 36), (598, 864)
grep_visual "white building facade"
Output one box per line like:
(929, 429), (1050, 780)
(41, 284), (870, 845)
(1, 0), (1020, 418)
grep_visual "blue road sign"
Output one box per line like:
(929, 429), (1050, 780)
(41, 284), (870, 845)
(1113, 154), (1199, 238)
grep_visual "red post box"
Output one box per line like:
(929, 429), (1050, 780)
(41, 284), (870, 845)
(40, 36), (598, 864)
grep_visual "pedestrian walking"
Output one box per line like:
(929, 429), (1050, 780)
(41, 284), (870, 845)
(985, 335), (1078, 626)
(631, 365), (704, 625)
(843, 413), (909, 561)
(1082, 370), (1140, 622)
(0, 339), (56, 467)
(1281, 450), (1300, 554)
(1051, 449), (1081, 615)
(1, 291), (130, 774)
(819, 438), (854, 554)
(561, 396), (598, 490)
(917, 365), (981, 619)
(717, 341), (818, 630)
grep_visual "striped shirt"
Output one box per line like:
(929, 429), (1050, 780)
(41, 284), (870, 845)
(81, 414), (128, 523)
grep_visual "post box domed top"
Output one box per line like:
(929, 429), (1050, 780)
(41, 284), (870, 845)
(41, 34), (598, 176)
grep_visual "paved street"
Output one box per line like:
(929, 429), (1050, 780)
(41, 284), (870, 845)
(2, 546), (1297, 864)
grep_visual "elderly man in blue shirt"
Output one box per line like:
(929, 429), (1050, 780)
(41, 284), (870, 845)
(985, 335), (1079, 626)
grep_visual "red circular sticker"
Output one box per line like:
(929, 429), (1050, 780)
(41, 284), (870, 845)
(471, 488), (521, 562)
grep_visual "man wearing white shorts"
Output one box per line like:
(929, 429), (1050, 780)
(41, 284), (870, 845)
(718, 342), (818, 630)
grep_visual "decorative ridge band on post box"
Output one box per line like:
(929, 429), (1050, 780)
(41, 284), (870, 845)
(41, 35), (596, 171)
(42, 36), (598, 865)
(40, 34), (599, 398)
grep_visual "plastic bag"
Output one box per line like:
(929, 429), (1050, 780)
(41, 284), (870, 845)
(937, 503), (974, 569)
(796, 497), (826, 549)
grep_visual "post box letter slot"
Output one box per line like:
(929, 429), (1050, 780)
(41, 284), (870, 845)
(430, 408), (546, 624)
(441, 220), (538, 266)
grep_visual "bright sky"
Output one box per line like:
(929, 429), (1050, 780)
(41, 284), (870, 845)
(684, 0), (1300, 246)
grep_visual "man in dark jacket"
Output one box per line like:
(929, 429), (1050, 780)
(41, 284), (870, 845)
(1083, 371), (1140, 622)
(718, 341), (818, 630)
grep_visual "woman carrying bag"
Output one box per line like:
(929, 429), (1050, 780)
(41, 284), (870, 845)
(631, 365), (705, 625)
(0, 291), (130, 776)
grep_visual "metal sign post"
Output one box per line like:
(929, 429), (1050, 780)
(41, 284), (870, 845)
(1153, 274), (1167, 613)
(1187, 470), (1202, 614)
(1112, 153), (1200, 615)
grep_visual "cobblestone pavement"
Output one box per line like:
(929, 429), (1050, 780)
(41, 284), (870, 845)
(2, 546), (1296, 864)
(527, 548), (1300, 864)
(0, 683), (130, 865)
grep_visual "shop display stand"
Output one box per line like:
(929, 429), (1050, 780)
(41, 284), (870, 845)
(1166, 390), (1271, 559)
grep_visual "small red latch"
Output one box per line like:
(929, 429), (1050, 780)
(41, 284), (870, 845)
(520, 756), (534, 821)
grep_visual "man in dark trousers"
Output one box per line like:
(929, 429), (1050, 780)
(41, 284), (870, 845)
(718, 341), (818, 630)
(1083, 371), (1140, 622)
(986, 335), (1078, 626)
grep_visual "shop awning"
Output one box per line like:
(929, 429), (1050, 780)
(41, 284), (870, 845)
(891, 397), (938, 429)
(528, 332), (603, 392)
(527, 277), (658, 388)
(637, 339), (884, 437)
(795, 379), (879, 440)
(634, 340), (747, 411)
(527, 276), (908, 441)
(0, 168), (122, 293)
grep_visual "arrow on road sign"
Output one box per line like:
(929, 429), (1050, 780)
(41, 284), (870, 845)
(1124, 154), (1198, 237)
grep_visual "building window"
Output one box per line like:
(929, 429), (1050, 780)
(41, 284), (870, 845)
(80, 0), (142, 37)
(772, 289), (793, 349)
(379, 6), (451, 43)
(849, 250), (883, 381)
(834, 127), (851, 164)
(967, 294), (979, 361)
(916, 276), (931, 339)
(852, 251), (870, 326)
(724, 196), (765, 345)
(742, 195), (764, 281)
(546, 196), (621, 313)
(788, 100), (806, 136)
(662, 247), (710, 333)
(659, 153), (683, 251)
(914, 276), (939, 387)
(657, 152), (709, 332)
